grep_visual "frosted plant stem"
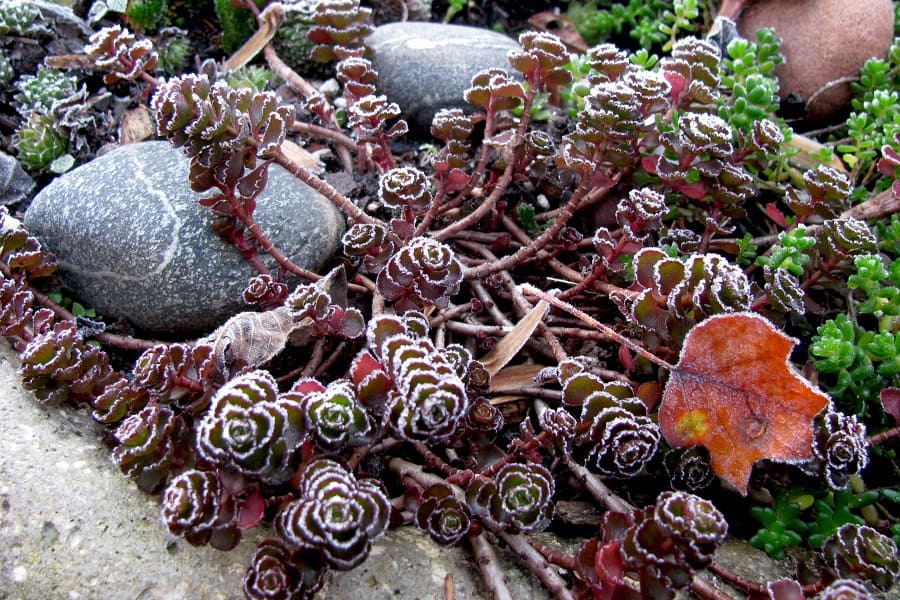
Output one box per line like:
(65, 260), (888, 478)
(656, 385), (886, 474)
(272, 148), (377, 226)
(564, 456), (633, 514)
(468, 533), (513, 600)
(520, 284), (672, 371)
(495, 531), (574, 600)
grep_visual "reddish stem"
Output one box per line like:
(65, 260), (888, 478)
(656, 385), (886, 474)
(869, 425), (900, 446)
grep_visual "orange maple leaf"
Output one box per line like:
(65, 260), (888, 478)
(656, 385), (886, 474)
(658, 312), (829, 495)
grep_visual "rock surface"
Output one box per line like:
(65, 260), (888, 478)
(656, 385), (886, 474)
(0, 152), (34, 206)
(0, 342), (546, 599)
(0, 340), (854, 599)
(736, 0), (895, 121)
(365, 22), (520, 130)
(23, 142), (345, 334)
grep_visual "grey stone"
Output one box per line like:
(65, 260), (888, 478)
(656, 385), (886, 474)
(0, 152), (34, 206)
(0, 342), (547, 599)
(365, 22), (520, 130)
(23, 141), (345, 334)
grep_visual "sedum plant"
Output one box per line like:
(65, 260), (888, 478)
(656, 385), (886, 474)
(2, 9), (900, 600)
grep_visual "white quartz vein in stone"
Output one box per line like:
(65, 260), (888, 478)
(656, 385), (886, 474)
(69, 153), (182, 282)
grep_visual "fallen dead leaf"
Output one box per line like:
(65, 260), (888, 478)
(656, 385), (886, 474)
(659, 312), (829, 495)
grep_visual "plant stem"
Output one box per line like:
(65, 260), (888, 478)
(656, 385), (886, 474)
(27, 283), (161, 351)
(689, 573), (737, 600)
(564, 456), (633, 514)
(868, 425), (900, 445)
(465, 176), (593, 280)
(272, 147), (377, 226)
(226, 189), (322, 283)
(432, 89), (539, 242)
(520, 284), (672, 371)
(496, 531), (574, 600)
(468, 533), (514, 600)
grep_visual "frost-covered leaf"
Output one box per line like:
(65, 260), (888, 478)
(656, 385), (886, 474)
(659, 313), (830, 494)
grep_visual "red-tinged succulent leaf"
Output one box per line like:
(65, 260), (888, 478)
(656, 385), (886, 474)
(238, 491), (266, 529)
(766, 579), (804, 600)
(880, 387), (900, 425)
(659, 312), (830, 495)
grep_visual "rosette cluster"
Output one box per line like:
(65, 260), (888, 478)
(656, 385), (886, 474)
(376, 237), (462, 311)
(378, 166), (433, 214)
(276, 458), (390, 569)
(620, 491), (728, 593)
(286, 378), (374, 451)
(112, 404), (185, 492)
(563, 372), (660, 478)
(151, 73), (293, 191)
(243, 539), (326, 600)
(415, 483), (471, 546)
(808, 407), (869, 489)
(196, 370), (305, 484)
(557, 68), (669, 174)
(18, 320), (118, 406)
(160, 469), (241, 550)
(85, 25), (157, 84)
(466, 462), (554, 534)
(822, 524), (899, 590)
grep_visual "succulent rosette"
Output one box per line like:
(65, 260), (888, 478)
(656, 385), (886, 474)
(243, 539), (326, 600)
(537, 406), (577, 456)
(287, 378), (374, 451)
(814, 579), (874, 600)
(18, 320), (118, 406)
(507, 31), (572, 89)
(379, 166), (433, 213)
(415, 483), (471, 546)
(276, 458), (390, 570)
(808, 407), (869, 489)
(377, 237), (463, 311)
(160, 469), (241, 550)
(196, 370), (305, 484)
(467, 462), (555, 534)
(663, 447), (715, 492)
(85, 25), (158, 84)
(112, 404), (185, 492)
(822, 524), (899, 590)
(381, 333), (470, 443)
(131, 342), (217, 405)
(616, 188), (667, 243)
(342, 222), (399, 274)
(566, 374), (660, 477)
(621, 491), (728, 593)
